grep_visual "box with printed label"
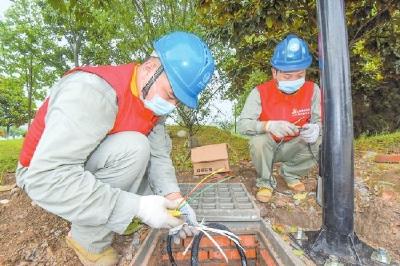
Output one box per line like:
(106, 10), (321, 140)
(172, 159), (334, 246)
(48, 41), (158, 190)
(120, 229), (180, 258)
(190, 143), (230, 175)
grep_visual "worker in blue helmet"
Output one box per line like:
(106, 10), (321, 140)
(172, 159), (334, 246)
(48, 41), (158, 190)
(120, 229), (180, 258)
(16, 31), (215, 265)
(238, 34), (322, 203)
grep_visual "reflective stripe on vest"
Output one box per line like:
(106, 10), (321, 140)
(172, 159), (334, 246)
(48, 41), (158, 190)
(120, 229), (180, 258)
(257, 80), (314, 142)
(19, 64), (158, 167)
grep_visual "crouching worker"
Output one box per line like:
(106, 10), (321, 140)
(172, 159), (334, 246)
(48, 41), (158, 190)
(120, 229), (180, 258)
(238, 34), (322, 203)
(16, 31), (215, 265)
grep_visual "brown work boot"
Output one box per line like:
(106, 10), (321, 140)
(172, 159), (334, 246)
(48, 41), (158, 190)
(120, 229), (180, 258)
(256, 187), (273, 203)
(66, 233), (119, 266)
(287, 181), (306, 192)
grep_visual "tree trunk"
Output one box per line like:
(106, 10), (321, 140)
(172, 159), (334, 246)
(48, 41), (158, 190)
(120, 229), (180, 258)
(6, 125), (10, 139)
(234, 102), (237, 133)
(74, 33), (82, 67)
(27, 55), (33, 127)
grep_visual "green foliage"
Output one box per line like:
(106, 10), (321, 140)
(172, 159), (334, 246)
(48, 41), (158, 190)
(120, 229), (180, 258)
(168, 125), (250, 172)
(355, 131), (400, 153)
(0, 126), (26, 138)
(198, 0), (320, 102)
(41, 0), (203, 65)
(0, 139), (23, 183)
(0, 77), (29, 134)
(351, 7), (400, 136)
(2, 0), (217, 137)
(198, 0), (400, 136)
(235, 68), (268, 117)
(0, 0), (64, 121)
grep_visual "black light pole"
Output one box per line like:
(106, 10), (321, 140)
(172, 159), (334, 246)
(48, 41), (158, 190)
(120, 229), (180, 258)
(319, 0), (354, 239)
(302, 0), (376, 265)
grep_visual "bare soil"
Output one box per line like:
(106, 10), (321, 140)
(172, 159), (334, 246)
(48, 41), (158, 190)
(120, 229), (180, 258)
(0, 151), (399, 265)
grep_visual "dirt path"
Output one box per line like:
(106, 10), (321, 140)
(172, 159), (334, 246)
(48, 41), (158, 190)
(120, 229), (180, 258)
(0, 173), (141, 266)
(173, 152), (400, 263)
(0, 152), (399, 265)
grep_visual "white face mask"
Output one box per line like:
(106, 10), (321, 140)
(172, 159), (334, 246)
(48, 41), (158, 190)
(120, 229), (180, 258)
(278, 77), (305, 94)
(143, 94), (176, 116)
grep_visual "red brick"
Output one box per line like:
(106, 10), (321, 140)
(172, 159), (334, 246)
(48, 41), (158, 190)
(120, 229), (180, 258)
(209, 249), (241, 260)
(175, 251), (190, 261)
(236, 234), (257, 247)
(197, 250), (209, 261)
(169, 238), (184, 249)
(199, 235), (231, 248)
(245, 248), (256, 259)
(375, 154), (400, 163)
(260, 249), (277, 266)
(380, 189), (397, 201)
(200, 263), (230, 266)
(201, 263), (232, 266)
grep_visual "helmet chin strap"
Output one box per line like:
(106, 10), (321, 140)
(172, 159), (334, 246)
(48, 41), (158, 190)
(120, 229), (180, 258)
(142, 65), (164, 99)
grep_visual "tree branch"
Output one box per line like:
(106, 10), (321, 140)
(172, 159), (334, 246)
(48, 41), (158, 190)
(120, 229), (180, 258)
(349, 3), (392, 47)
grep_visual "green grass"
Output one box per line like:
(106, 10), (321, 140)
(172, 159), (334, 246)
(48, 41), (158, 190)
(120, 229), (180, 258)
(169, 126), (400, 172)
(0, 128), (398, 183)
(355, 131), (400, 153)
(168, 125), (250, 172)
(0, 139), (23, 184)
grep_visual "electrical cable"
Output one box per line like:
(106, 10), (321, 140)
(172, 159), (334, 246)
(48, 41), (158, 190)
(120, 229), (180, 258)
(186, 176), (234, 205)
(191, 223), (247, 266)
(166, 223), (247, 266)
(166, 234), (178, 266)
(267, 139), (284, 189)
(307, 143), (319, 164)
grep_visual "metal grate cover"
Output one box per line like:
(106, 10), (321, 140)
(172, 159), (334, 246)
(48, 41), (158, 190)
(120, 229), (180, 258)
(179, 183), (260, 222)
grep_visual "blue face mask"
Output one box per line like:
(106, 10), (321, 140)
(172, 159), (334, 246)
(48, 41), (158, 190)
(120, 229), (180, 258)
(144, 95), (176, 116)
(278, 77), (305, 94)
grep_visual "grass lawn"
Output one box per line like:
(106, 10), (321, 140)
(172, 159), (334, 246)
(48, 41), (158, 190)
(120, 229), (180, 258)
(0, 139), (23, 184)
(0, 128), (399, 184)
(355, 131), (400, 153)
(168, 125), (250, 172)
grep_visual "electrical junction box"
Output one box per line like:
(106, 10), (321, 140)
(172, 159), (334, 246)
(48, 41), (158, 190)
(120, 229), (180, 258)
(179, 183), (260, 222)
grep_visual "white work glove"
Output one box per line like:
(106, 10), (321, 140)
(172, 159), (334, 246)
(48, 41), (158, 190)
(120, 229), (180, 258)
(300, 123), (320, 143)
(265, 120), (299, 138)
(136, 195), (183, 229)
(170, 200), (198, 244)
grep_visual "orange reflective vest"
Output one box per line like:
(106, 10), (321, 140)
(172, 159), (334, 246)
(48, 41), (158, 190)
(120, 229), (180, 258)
(257, 79), (314, 142)
(19, 64), (158, 167)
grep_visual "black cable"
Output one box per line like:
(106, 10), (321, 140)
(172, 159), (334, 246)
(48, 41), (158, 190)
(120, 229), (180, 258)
(267, 139), (284, 189)
(166, 234), (177, 266)
(191, 223), (247, 266)
(166, 222), (247, 266)
(307, 143), (319, 164)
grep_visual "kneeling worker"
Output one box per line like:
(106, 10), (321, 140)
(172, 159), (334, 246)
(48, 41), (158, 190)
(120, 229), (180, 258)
(16, 31), (215, 265)
(238, 34), (322, 203)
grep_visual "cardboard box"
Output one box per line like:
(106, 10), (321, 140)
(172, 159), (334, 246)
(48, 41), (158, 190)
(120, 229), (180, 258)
(191, 143), (230, 175)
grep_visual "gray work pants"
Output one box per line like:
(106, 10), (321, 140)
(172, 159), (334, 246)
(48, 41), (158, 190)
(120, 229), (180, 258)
(71, 131), (151, 252)
(249, 134), (320, 189)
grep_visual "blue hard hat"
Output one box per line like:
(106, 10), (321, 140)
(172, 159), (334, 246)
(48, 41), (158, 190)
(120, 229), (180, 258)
(271, 34), (312, 72)
(153, 31), (215, 109)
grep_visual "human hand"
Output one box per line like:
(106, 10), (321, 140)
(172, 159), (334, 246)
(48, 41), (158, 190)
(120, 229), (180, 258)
(170, 200), (198, 244)
(265, 120), (299, 138)
(136, 195), (183, 229)
(300, 123), (319, 143)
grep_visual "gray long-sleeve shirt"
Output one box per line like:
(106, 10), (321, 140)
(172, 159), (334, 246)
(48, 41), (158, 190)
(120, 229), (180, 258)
(238, 83), (322, 136)
(16, 71), (179, 234)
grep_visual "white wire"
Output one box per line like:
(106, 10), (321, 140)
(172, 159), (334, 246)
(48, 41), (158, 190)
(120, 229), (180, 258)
(198, 228), (229, 263)
(197, 226), (244, 248)
(172, 219), (246, 263)
(182, 237), (194, 256)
